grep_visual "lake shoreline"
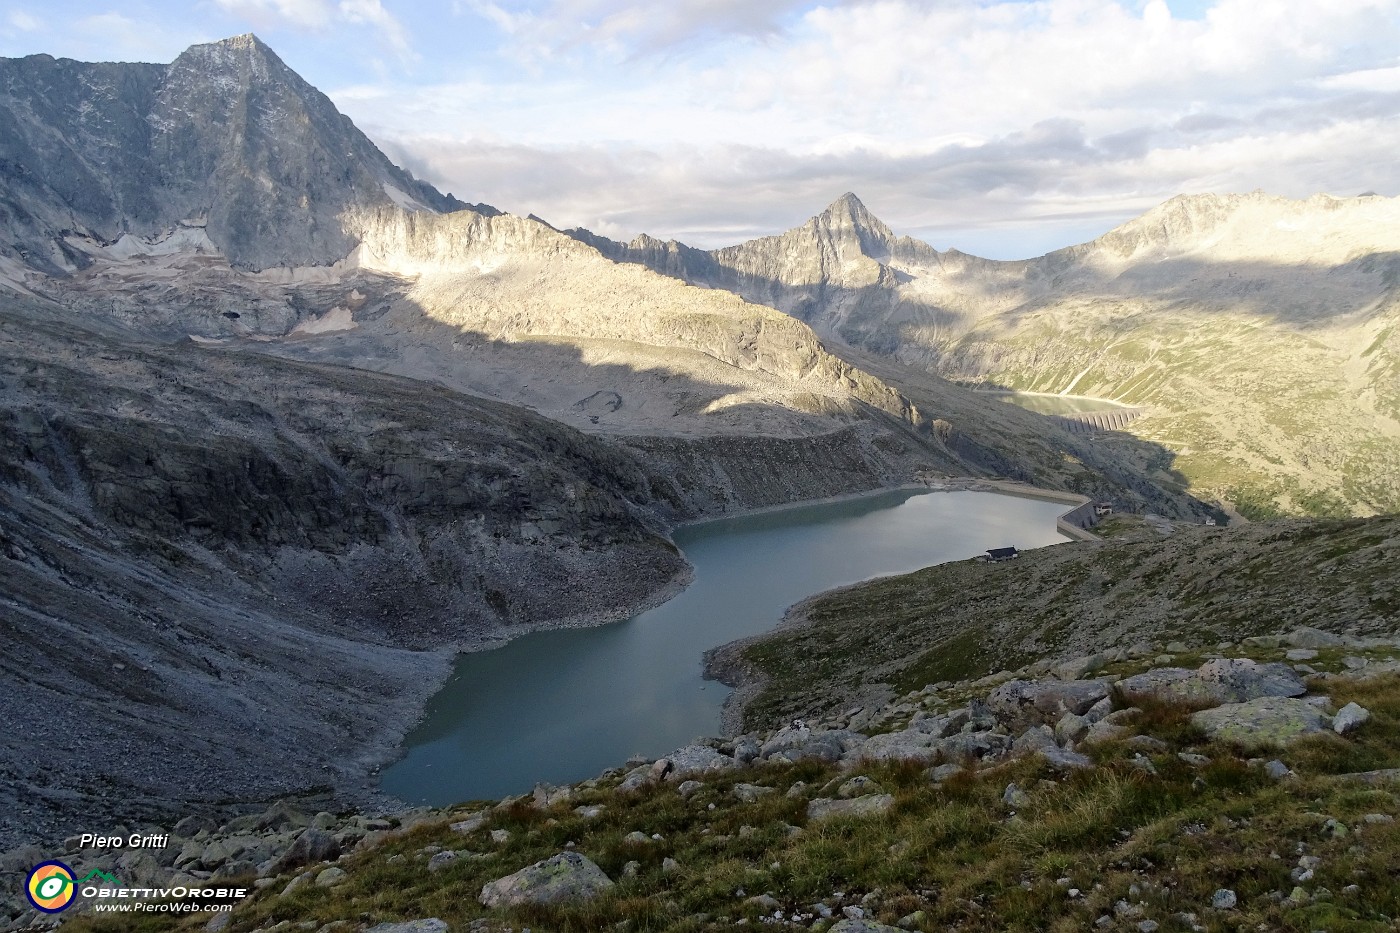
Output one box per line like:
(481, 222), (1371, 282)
(379, 477), (1095, 803)
(700, 477), (1101, 735)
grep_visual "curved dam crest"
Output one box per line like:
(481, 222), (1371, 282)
(380, 487), (1074, 806)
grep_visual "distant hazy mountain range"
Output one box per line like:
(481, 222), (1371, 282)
(570, 191), (1400, 517)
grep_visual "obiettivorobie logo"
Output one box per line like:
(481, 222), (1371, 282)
(24, 862), (247, 915)
(24, 862), (113, 913)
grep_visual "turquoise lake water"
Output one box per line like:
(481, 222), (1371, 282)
(379, 488), (1072, 805)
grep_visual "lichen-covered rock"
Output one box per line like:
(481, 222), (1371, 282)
(732, 783), (775, 803)
(1190, 697), (1332, 750)
(935, 730), (1013, 761)
(365, 921), (449, 933)
(807, 795), (895, 822)
(1055, 712), (1091, 744)
(314, 866), (346, 886)
(1116, 668), (1227, 705)
(1284, 627), (1347, 648)
(829, 919), (905, 932)
(1054, 653), (1106, 681)
(1012, 725), (1058, 755)
(617, 765), (653, 794)
(986, 680), (1110, 727)
(837, 776), (883, 799)
(1039, 747), (1094, 771)
(859, 729), (939, 763)
(1082, 721), (1130, 745)
(657, 745), (737, 780)
(1118, 659), (1306, 708)
(764, 728), (866, 763)
(479, 852), (615, 908)
(1196, 658), (1307, 702)
(1333, 702), (1371, 735)
(909, 709), (970, 737)
(270, 828), (340, 873)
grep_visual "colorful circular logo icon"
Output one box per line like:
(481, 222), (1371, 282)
(26, 861), (76, 913)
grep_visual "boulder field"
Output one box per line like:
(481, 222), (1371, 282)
(5, 626), (1398, 932)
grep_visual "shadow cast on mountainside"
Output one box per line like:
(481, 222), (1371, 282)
(592, 232), (1400, 336)
(825, 342), (1221, 523)
(212, 285), (985, 516)
(27, 241), (1228, 523)
(240, 284), (1220, 525)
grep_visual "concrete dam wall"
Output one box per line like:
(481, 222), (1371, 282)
(1054, 408), (1145, 434)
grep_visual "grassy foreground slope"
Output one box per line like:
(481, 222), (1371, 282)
(59, 643), (1400, 933)
(732, 516), (1400, 731)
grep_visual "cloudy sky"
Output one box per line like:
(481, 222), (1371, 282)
(3, 1), (1400, 257)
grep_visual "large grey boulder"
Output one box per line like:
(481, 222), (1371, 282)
(986, 680), (1110, 727)
(909, 709), (971, 737)
(1012, 725), (1058, 755)
(859, 730), (939, 763)
(270, 827), (340, 873)
(1119, 659), (1306, 707)
(1039, 746), (1095, 771)
(1196, 659), (1307, 702)
(1191, 698), (1333, 751)
(256, 800), (312, 831)
(807, 795), (895, 822)
(936, 730), (1013, 761)
(1333, 702), (1371, 735)
(830, 919), (904, 932)
(1054, 653), (1106, 681)
(1116, 668), (1226, 705)
(365, 921), (449, 933)
(479, 852), (615, 908)
(1284, 627), (1346, 648)
(1055, 713), (1091, 745)
(763, 728), (864, 763)
(617, 765), (652, 793)
(732, 783), (776, 803)
(656, 745), (736, 781)
(761, 725), (813, 758)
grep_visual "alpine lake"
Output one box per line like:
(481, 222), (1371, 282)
(380, 487), (1074, 805)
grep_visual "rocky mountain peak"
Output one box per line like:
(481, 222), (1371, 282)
(809, 192), (896, 260)
(167, 33), (293, 85)
(0, 35), (470, 273)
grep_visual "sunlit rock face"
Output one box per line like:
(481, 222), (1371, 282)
(0, 34), (472, 273)
(334, 205), (926, 438)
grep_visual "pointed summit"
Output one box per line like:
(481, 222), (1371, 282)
(168, 32), (303, 91)
(811, 192), (895, 258)
(827, 191), (867, 212)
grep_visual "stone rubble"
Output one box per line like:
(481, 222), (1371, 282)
(2, 624), (1395, 932)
